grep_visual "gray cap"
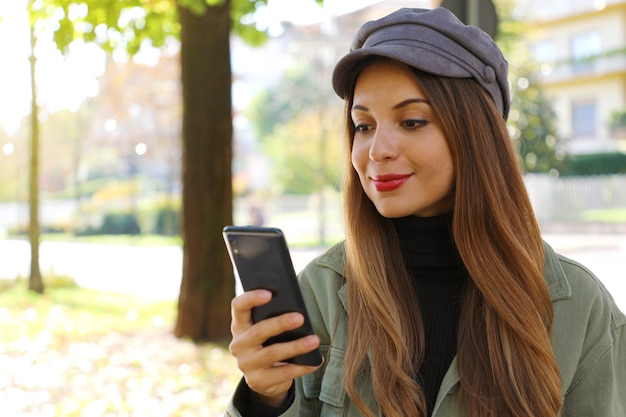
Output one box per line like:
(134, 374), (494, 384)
(332, 7), (510, 119)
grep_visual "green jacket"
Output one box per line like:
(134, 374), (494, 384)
(226, 242), (626, 416)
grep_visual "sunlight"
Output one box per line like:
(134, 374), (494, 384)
(0, 0), (30, 134)
(0, 1), (105, 132)
(2, 143), (14, 156)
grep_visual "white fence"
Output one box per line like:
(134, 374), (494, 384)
(525, 174), (626, 232)
(4, 174), (623, 239)
(233, 175), (626, 239)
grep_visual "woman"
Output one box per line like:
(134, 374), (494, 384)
(227, 8), (625, 417)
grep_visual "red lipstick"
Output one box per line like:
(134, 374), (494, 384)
(371, 174), (411, 192)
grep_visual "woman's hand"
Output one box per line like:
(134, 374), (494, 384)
(229, 289), (323, 407)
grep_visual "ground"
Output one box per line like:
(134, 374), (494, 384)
(1, 326), (240, 417)
(0, 284), (241, 417)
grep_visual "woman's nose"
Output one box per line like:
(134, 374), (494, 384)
(368, 127), (398, 163)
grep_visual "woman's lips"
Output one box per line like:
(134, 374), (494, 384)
(370, 174), (412, 192)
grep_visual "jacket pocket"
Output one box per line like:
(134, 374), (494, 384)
(302, 346), (347, 414)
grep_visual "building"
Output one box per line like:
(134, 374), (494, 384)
(521, 0), (626, 155)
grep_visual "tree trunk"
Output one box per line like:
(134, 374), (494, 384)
(28, 19), (43, 294)
(174, 0), (234, 342)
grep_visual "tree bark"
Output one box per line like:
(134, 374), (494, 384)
(28, 18), (43, 294)
(174, 0), (234, 342)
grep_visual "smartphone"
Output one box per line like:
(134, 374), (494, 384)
(222, 225), (323, 367)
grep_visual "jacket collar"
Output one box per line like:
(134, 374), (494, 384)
(542, 241), (573, 301)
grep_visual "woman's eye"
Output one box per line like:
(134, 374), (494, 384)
(403, 119), (427, 129)
(354, 124), (372, 133)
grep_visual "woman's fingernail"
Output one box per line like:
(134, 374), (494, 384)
(303, 335), (318, 347)
(288, 313), (302, 324)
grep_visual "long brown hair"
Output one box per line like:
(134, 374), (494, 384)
(341, 59), (562, 417)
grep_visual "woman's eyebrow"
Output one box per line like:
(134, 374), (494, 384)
(351, 104), (369, 112)
(393, 98), (431, 110)
(352, 98), (431, 114)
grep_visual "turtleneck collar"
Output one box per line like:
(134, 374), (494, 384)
(391, 212), (464, 272)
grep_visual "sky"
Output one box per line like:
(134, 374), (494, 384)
(0, 0), (106, 135)
(256, 0), (383, 27)
(0, 0), (35, 135)
(0, 0), (383, 137)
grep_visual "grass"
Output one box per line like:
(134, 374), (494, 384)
(10, 233), (183, 247)
(0, 277), (176, 338)
(0, 278), (241, 416)
(582, 208), (626, 223)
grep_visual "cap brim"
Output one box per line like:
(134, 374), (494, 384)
(332, 44), (474, 99)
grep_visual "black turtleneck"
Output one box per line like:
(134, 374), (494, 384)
(392, 213), (467, 415)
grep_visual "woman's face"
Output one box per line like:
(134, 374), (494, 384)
(350, 59), (455, 218)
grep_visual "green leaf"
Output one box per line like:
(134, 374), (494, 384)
(178, 0), (208, 15)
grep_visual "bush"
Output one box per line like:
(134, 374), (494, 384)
(560, 152), (626, 176)
(609, 108), (626, 129)
(153, 207), (180, 236)
(75, 211), (140, 236)
(101, 212), (141, 235)
(73, 199), (180, 237)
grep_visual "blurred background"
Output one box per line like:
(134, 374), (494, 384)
(0, 0), (625, 416)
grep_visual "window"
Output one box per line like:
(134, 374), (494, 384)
(533, 40), (557, 63)
(570, 31), (601, 73)
(572, 101), (597, 138)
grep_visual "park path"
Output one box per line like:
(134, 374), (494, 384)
(0, 234), (624, 308)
